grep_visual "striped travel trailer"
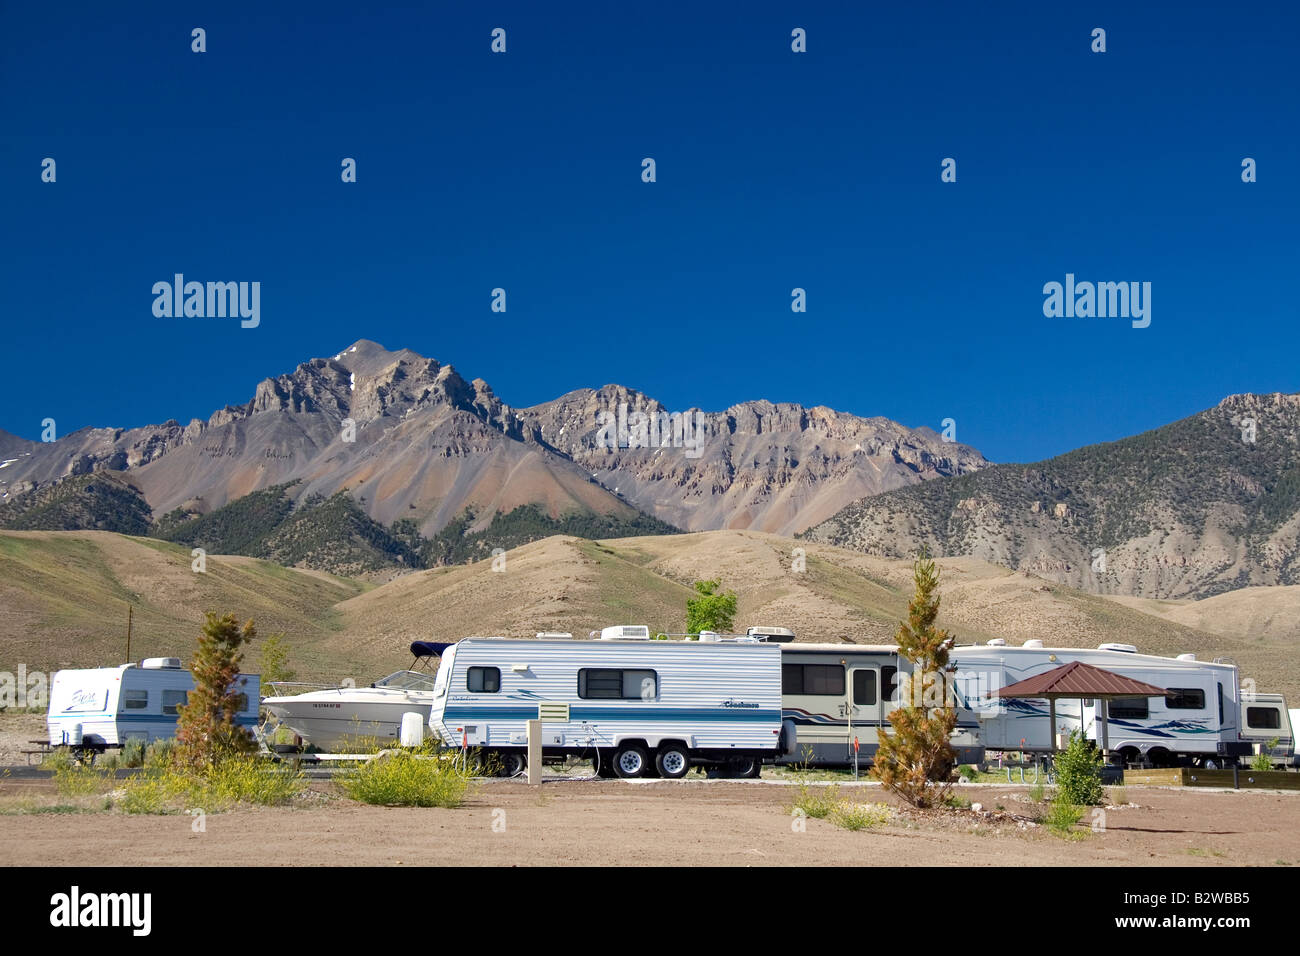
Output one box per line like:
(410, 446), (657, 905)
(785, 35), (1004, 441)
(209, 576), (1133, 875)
(424, 627), (791, 779)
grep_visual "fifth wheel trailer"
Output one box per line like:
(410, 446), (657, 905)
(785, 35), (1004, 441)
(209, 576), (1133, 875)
(950, 641), (1252, 767)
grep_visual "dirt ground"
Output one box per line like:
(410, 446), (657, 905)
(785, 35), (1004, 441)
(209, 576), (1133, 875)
(0, 713), (46, 765)
(0, 775), (1295, 867)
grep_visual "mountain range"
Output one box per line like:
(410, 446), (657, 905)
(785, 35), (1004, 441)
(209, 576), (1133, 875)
(0, 340), (984, 572)
(3, 340), (1297, 602)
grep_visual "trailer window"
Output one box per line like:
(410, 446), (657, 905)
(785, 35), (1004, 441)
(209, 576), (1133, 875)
(1109, 698), (1148, 719)
(578, 669), (658, 700)
(161, 689), (188, 715)
(467, 667), (501, 693)
(882, 666), (898, 703)
(1165, 688), (1205, 710)
(1247, 707), (1282, 730)
(123, 689), (148, 710)
(782, 664), (845, 696)
(852, 671), (877, 705)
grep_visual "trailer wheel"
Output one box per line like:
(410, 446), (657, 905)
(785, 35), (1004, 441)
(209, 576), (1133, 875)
(724, 755), (761, 779)
(655, 746), (691, 779)
(500, 752), (527, 777)
(613, 744), (650, 778)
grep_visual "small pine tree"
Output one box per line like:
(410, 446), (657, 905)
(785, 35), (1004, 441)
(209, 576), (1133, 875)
(174, 612), (258, 771)
(872, 555), (958, 808)
(685, 579), (737, 634)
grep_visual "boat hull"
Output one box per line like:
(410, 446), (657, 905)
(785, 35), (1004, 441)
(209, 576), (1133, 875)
(262, 693), (434, 752)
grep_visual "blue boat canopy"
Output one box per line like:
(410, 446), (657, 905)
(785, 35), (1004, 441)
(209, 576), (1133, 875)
(411, 641), (454, 659)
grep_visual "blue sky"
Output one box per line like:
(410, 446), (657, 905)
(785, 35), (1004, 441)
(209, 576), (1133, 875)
(2, 1), (1297, 463)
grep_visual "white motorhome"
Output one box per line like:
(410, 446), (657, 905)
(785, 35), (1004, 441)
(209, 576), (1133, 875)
(950, 641), (1251, 767)
(46, 658), (260, 753)
(776, 643), (985, 767)
(1238, 693), (1296, 768)
(425, 627), (789, 778)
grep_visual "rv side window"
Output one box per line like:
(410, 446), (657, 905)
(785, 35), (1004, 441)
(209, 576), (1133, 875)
(1110, 699), (1148, 719)
(161, 689), (188, 715)
(467, 667), (501, 693)
(882, 666), (898, 703)
(853, 671), (877, 706)
(578, 669), (658, 700)
(782, 664), (845, 696)
(123, 689), (149, 710)
(232, 693), (249, 712)
(1165, 688), (1205, 710)
(1247, 707), (1282, 730)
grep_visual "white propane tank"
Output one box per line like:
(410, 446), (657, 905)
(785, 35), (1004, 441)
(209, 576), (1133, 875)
(67, 723), (83, 747)
(399, 712), (425, 748)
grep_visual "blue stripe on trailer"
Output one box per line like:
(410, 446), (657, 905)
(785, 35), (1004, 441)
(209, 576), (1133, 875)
(444, 706), (779, 723)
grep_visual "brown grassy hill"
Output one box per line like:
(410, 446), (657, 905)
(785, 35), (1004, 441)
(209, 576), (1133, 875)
(1, 530), (1293, 699)
(0, 531), (368, 678)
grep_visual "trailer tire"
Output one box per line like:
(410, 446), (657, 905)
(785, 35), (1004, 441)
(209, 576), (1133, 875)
(724, 755), (761, 779)
(613, 744), (650, 778)
(500, 752), (527, 777)
(655, 745), (691, 779)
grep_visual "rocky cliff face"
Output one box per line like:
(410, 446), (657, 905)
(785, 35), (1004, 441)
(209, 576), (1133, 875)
(0, 340), (988, 539)
(805, 392), (1300, 600)
(520, 388), (986, 534)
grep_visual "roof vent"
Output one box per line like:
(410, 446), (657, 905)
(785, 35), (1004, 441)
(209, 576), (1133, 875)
(535, 632), (572, 640)
(599, 625), (650, 641)
(1098, 643), (1138, 654)
(746, 626), (796, 643)
(1022, 639), (1044, 649)
(141, 657), (183, 670)
(987, 639), (1007, 647)
(1176, 653), (1196, 662)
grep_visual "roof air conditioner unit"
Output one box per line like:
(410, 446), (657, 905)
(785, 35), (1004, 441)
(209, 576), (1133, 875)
(599, 625), (650, 641)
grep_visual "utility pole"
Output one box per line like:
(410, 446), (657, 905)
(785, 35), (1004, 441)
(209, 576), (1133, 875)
(125, 604), (133, 662)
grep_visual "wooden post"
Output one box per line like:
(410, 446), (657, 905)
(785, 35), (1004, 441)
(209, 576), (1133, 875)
(1099, 699), (1110, 756)
(125, 604), (133, 662)
(526, 719), (542, 785)
(1048, 698), (1057, 754)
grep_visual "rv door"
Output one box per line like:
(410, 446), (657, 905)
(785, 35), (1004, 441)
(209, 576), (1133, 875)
(850, 666), (881, 728)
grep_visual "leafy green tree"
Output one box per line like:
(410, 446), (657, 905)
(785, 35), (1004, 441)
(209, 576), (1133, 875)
(872, 556), (958, 808)
(1054, 729), (1104, 805)
(258, 632), (295, 684)
(175, 612), (258, 771)
(685, 579), (737, 634)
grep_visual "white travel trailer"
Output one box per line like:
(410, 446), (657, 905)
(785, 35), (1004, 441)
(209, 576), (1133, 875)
(950, 641), (1251, 767)
(776, 643), (985, 767)
(425, 627), (789, 778)
(1238, 693), (1297, 768)
(46, 658), (260, 753)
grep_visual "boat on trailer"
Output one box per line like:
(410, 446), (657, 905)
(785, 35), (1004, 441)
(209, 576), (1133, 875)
(260, 644), (441, 752)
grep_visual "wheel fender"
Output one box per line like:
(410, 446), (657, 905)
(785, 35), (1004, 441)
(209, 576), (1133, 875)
(778, 719), (798, 756)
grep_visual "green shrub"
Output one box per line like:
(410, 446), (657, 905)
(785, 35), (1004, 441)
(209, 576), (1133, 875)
(830, 801), (892, 831)
(143, 739), (174, 770)
(1053, 730), (1104, 806)
(53, 762), (114, 798)
(1028, 779), (1045, 803)
(1044, 795), (1087, 838)
(339, 750), (473, 808)
(118, 756), (304, 813)
(120, 739), (146, 769)
(790, 784), (841, 820)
